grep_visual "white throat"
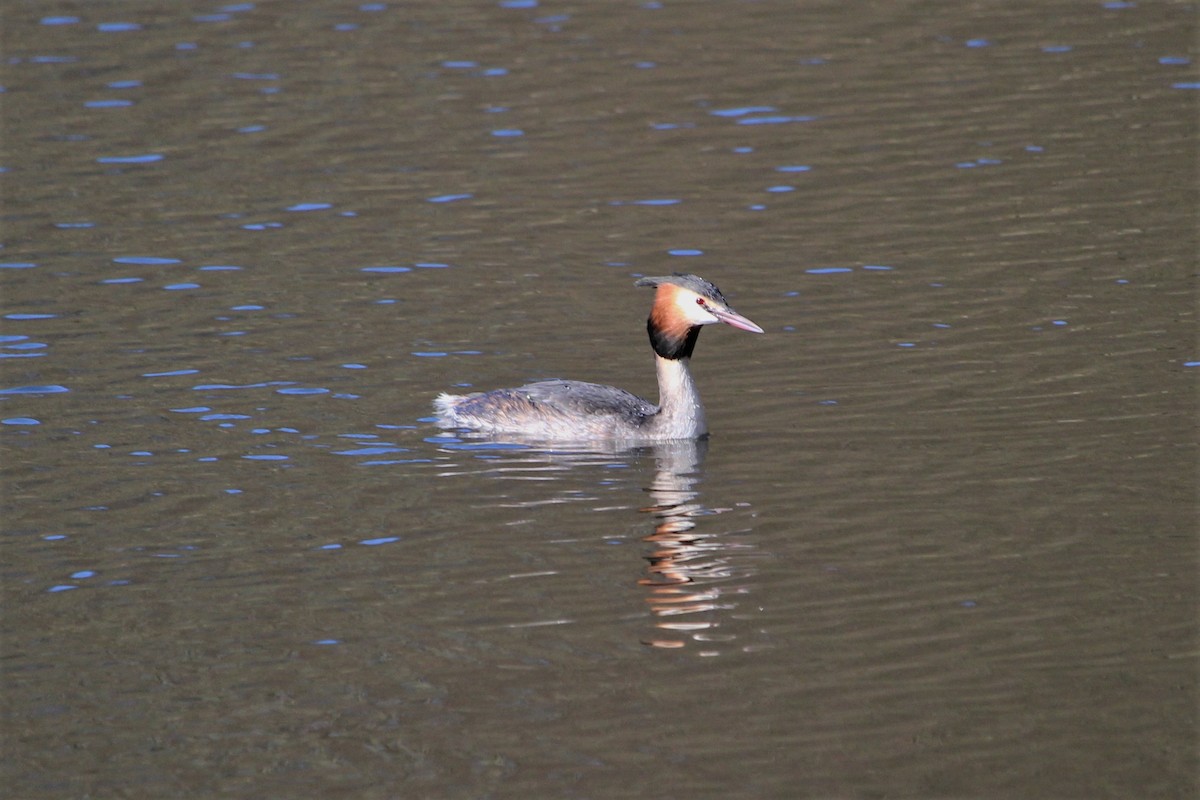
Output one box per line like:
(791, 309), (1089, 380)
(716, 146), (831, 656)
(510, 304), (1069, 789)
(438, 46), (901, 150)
(652, 354), (707, 439)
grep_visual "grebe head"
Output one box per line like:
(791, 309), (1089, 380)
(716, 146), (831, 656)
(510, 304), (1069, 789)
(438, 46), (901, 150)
(634, 273), (763, 360)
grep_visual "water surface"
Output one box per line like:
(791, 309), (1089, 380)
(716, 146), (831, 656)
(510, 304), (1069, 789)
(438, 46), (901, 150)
(2, 2), (1196, 797)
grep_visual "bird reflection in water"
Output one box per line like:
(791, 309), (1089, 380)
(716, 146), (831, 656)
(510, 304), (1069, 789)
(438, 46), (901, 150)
(637, 439), (761, 652)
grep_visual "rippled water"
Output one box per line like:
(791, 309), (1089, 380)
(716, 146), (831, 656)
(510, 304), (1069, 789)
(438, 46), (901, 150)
(2, 2), (1196, 798)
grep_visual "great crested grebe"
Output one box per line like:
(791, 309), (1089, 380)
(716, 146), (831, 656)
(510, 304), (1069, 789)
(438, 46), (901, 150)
(433, 273), (763, 442)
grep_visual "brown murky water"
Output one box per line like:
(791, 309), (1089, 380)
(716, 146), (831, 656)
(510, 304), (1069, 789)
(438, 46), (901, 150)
(2, 2), (1196, 797)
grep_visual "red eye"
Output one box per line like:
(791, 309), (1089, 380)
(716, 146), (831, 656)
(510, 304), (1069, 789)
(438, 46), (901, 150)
(696, 297), (706, 306)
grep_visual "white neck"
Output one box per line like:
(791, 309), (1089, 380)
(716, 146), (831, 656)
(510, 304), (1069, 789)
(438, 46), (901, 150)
(652, 355), (707, 439)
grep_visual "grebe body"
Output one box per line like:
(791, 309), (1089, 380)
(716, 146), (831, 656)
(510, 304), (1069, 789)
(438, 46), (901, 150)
(434, 274), (762, 442)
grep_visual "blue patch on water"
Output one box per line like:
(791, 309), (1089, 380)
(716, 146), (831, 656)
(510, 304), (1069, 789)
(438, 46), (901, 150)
(55, 222), (95, 229)
(41, 16), (80, 25)
(71, 571), (96, 579)
(287, 202), (332, 211)
(965, 38), (990, 48)
(200, 413), (251, 421)
(1183, 361), (1200, 368)
(5, 313), (59, 320)
(500, 0), (538, 7)
(342, 363), (367, 369)
(101, 277), (144, 285)
(412, 351), (447, 357)
(360, 536), (401, 546)
(334, 447), (408, 456)
(427, 193), (473, 203)
(766, 185), (795, 193)
(441, 441), (530, 451)
(143, 369), (199, 377)
(194, 381), (294, 390)
(776, 165), (811, 173)
(491, 129), (524, 137)
(97, 154), (163, 164)
(276, 387), (330, 395)
(2, 417), (40, 425)
(114, 256), (180, 265)
(48, 585), (79, 593)
(98, 22), (143, 32)
(710, 106), (776, 117)
(668, 249), (704, 256)
(610, 198), (681, 206)
(230, 304), (265, 311)
(442, 60), (478, 68)
(1042, 45), (1073, 53)
(425, 435), (461, 444)
(362, 266), (411, 273)
(242, 454), (289, 461)
(199, 265), (243, 271)
(416, 262), (450, 268)
(4, 342), (46, 350)
(171, 406), (212, 413)
(1172, 82), (1200, 90)
(313, 639), (341, 645)
(0, 385), (69, 395)
(1159, 56), (1190, 65)
(737, 115), (817, 125)
(85, 99), (135, 108)
(164, 283), (200, 290)
(806, 267), (852, 274)
(862, 265), (894, 271)
(0, 262), (37, 269)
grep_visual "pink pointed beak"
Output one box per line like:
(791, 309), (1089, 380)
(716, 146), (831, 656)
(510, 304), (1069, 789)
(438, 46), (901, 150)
(713, 307), (764, 334)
